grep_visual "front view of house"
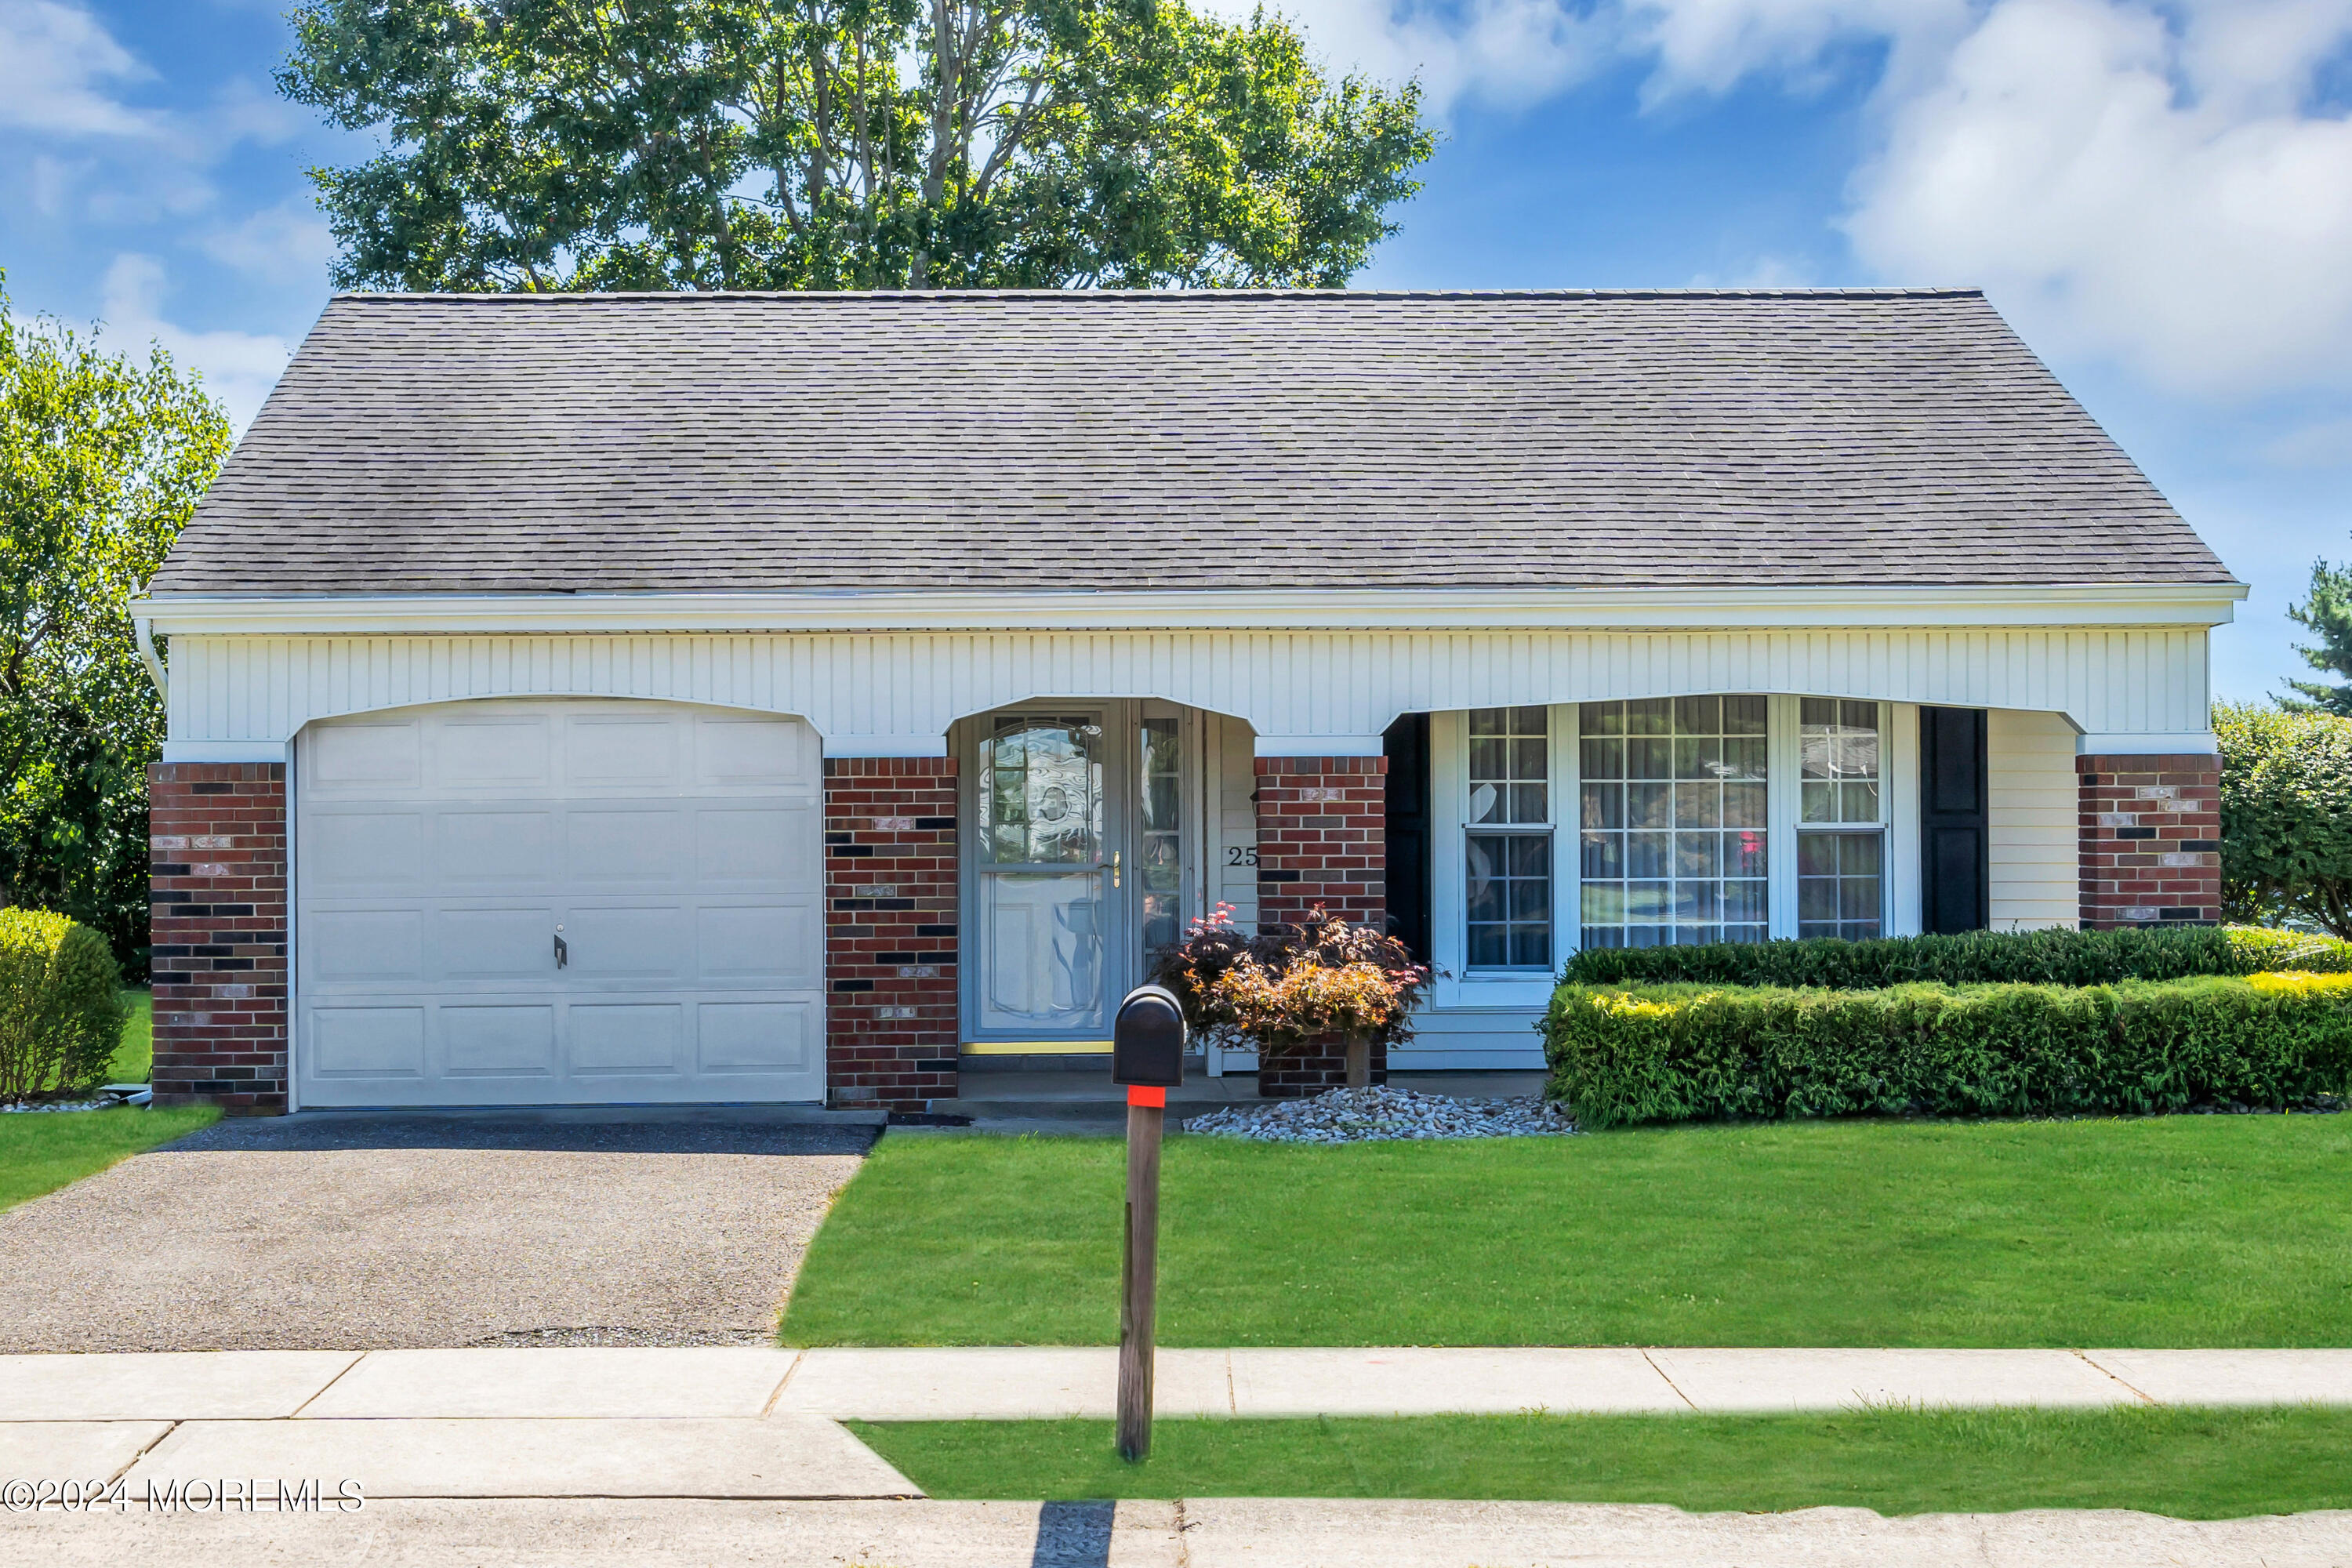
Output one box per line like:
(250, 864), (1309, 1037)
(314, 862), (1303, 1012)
(136, 289), (2242, 1113)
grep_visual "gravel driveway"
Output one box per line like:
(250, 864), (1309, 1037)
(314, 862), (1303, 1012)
(0, 1116), (876, 1352)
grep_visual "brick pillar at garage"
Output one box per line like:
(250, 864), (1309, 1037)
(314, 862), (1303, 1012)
(824, 757), (960, 1112)
(2078, 753), (2223, 927)
(1254, 755), (1388, 1097)
(149, 763), (289, 1115)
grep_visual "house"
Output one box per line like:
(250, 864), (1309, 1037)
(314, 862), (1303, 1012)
(133, 288), (2243, 1114)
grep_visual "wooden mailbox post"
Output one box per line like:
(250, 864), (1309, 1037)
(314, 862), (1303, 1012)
(1111, 983), (1185, 1462)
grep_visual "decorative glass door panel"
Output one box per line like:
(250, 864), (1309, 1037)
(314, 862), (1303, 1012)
(1138, 716), (1184, 956)
(975, 714), (1123, 1036)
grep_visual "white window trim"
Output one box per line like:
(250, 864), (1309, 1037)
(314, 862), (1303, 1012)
(1431, 696), (1924, 1009)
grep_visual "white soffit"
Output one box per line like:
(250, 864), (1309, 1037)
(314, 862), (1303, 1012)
(132, 583), (2247, 637)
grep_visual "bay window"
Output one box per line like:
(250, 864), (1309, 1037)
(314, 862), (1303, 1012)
(1796, 699), (1887, 940)
(1465, 706), (1552, 969)
(1578, 696), (1769, 949)
(1440, 694), (1907, 990)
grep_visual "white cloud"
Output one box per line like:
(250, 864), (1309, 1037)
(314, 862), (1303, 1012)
(99, 254), (293, 431)
(1843, 0), (2352, 399)
(0, 0), (158, 137)
(1626, 0), (1969, 100)
(1203, 0), (1617, 111)
(198, 201), (338, 287)
(2263, 412), (2352, 467)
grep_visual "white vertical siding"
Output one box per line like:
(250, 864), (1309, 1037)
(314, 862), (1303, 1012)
(1988, 707), (2082, 930)
(1210, 713), (1261, 931)
(165, 627), (2215, 750)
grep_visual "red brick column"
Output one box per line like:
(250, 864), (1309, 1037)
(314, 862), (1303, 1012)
(825, 757), (959, 1112)
(148, 763), (289, 1115)
(2078, 753), (2223, 927)
(1254, 756), (1388, 933)
(1254, 756), (1388, 1097)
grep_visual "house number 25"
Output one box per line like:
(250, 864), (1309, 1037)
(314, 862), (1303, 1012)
(1225, 847), (1259, 866)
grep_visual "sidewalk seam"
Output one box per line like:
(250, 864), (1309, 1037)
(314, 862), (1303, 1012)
(1641, 1348), (1698, 1411)
(287, 1351), (369, 1419)
(106, 1419), (178, 1486)
(762, 1349), (808, 1418)
(1225, 1353), (1236, 1416)
(2071, 1350), (2157, 1404)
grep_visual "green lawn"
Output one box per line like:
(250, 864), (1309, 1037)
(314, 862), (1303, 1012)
(0, 1106), (218, 1211)
(781, 1119), (2352, 1348)
(854, 1405), (2352, 1519)
(109, 988), (152, 1083)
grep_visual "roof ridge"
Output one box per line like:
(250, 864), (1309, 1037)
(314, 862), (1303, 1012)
(331, 285), (1989, 303)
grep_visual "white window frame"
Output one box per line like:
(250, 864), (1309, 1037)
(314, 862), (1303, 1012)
(1431, 696), (1924, 1007)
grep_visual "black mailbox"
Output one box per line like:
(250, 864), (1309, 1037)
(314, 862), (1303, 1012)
(1112, 985), (1187, 1089)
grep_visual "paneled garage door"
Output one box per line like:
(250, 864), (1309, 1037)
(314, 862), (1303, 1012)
(295, 700), (824, 1107)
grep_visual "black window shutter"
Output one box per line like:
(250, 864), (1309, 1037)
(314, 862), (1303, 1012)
(1920, 706), (1990, 934)
(1382, 713), (1432, 963)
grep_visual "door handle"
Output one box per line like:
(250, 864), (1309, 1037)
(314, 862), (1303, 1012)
(1109, 851), (1121, 890)
(554, 926), (568, 969)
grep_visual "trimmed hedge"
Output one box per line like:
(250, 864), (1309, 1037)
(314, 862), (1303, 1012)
(1556, 925), (2352, 992)
(1541, 972), (2352, 1129)
(0, 909), (127, 1102)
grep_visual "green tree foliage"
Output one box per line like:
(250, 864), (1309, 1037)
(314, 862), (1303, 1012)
(2284, 550), (2352, 714)
(2214, 702), (2352, 938)
(278, 0), (1437, 292)
(1, 277), (231, 975)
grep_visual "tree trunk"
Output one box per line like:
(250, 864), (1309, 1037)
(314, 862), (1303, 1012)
(1344, 1032), (1370, 1089)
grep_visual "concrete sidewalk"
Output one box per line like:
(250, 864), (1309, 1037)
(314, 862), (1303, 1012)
(5, 1344), (2352, 1508)
(10, 1345), (2352, 1426)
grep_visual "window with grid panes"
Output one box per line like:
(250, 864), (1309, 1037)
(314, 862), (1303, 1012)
(1465, 706), (1552, 968)
(1579, 695), (1768, 948)
(1797, 699), (1885, 940)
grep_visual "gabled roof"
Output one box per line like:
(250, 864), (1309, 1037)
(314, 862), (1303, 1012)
(150, 288), (2234, 597)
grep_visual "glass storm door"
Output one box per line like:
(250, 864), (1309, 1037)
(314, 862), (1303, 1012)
(974, 712), (1131, 1039)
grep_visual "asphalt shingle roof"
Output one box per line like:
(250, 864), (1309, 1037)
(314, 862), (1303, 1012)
(151, 288), (2234, 596)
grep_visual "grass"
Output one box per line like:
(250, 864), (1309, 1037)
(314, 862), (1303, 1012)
(851, 1405), (2352, 1519)
(108, 987), (152, 1083)
(0, 1104), (217, 1210)
(781, 1118), (2352, 1348)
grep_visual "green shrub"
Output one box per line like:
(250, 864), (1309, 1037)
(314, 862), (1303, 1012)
(1542, 972), (2352, 1130)
(1557, 925), (2352, 991)
(0, 908), (128, 1102)
(2216, 703), (2352, 935)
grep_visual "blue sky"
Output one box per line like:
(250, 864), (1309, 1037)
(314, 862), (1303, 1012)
(4, 0), (2347, 703)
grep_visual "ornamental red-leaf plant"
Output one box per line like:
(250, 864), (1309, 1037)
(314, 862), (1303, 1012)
(1152, 904), (1430, 1088)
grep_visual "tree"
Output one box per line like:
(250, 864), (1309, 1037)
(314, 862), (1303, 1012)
(277, 0), (1436, 293)
(2283, 550), (2352, 715)
(1, 274), (231, 974)
(2213, 702), (2352, 938)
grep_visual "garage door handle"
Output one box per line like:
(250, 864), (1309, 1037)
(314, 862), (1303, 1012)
(554, 928), (568, 970)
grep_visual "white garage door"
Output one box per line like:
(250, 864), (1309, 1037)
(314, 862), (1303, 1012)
(295, 700), (825, 1107)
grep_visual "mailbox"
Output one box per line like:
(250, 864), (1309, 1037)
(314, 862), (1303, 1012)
(1112, 984), (1187, 1089)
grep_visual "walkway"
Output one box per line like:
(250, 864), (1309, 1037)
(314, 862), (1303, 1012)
(6, 1344), (2352, 1505)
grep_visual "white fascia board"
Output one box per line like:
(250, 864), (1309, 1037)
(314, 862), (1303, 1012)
(131, 583), (2249, 637)
(822, 734), (950, 758)
(1255, 733), (1385, 757)
(2077, 731), (2220, 755)
(162, 740), (289, 764)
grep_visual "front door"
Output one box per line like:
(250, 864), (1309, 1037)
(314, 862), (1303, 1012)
(971, 709), (1131, 1042)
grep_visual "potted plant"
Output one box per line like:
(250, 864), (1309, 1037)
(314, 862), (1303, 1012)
(1154, 904), (1430, 1095)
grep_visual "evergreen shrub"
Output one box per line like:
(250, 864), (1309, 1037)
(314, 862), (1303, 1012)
(0, 908), (127, 1102)
(1557, 925), (2352, 992)
(1542, 971), (2352, 1129)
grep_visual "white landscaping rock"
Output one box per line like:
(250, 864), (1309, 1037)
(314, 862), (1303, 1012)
(1183, 1085), (1576, 1144)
